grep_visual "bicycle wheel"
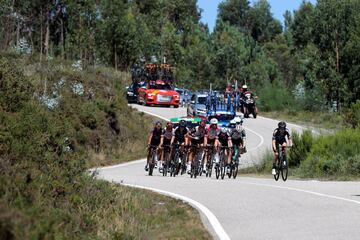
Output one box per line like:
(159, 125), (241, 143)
(220, 151), (226, 179)
(180, 152), (187, 175)
(233, 162), (238, 179)
(273, 158), (280, 181)
(281, 153), (288, 181)
(208, 157), (213, 178)
(215, 163), (220, 179)
(228, 163), (232, 179)
(149, 151), (156, 176)
(198, 152), (204, 177)
(162, 152), (168, 177)
(172, 151), (180, 177)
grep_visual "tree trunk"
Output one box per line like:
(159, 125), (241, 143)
(40, 7), (43, 62)
(114, 44), (118, 71)
(44, 6), (50, 58)
(335, 41), (340, 73)
(16, 20), (20, 48)
(60, 18), (64, 60)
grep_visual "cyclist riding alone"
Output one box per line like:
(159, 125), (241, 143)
(218, 127), (233, 173)
(272, 121), (292, 175)
(186, 119), (207, 173)
(159, 121), (174, 172)
(203, 118), (220, 173)
(145, 121), (163, 171)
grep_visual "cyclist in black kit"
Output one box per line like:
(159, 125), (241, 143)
(272, 121), (292, 175)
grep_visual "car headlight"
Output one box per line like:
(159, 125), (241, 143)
(127, 92), (134, 96)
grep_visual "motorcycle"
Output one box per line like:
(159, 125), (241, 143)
(243, 93), (257, 118)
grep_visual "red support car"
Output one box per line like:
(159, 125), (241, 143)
(137, 80), (180, 108)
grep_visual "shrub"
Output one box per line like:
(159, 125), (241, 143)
(298, 127), (360, 178)
(289, 130), (314, 167)
(0, 56), (33, 112)
(344, 100), (360, 128)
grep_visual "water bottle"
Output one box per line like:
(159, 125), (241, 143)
(215, 153), (220, 163)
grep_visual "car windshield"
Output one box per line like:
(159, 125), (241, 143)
(208, 114), (235, 122)
(197, 97), (207, 105)
(176, 89), (184, 94)
(150, 84), (173, 90)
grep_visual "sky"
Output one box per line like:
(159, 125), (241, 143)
(197, 0), (317, 32)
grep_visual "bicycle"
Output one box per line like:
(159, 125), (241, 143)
(274, 145), (290, 181)
(147, 145), (159, 176)
(161, 145), (171, 177)
(171, 143), (185, 177)
(188, 144), (202, 178)
(204, 145), (216, 178)
(215, 146), (228, 180)
(229, 145), (242, 179)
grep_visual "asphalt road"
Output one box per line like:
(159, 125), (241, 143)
(95, 105), (360, 240)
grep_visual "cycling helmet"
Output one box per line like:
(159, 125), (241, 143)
(155, 121), (162, 127)
(210, 118), (218, 125)
(234, 116), (242, 124)
(179, 120), (186, 127)
(278, 121), (286, 129)
(242, 84), (248, 89)
(221, 127), (228, 134)
(229, 119), (236, 128)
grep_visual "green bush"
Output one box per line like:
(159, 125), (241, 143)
(298, 127), (360, 178)
(0, 56), (33, 112)
(289, 130), (314, 167)
(344, 100), (360, 128)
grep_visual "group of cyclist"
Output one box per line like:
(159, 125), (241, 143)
(145, 116), (247, 175)
(146, 118), (293, 176)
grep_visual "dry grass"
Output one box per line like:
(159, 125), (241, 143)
(0, 54), (211, 240)
(261, 110), (343, 130)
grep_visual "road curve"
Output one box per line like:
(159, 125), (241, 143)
(95, 105), (360, 240)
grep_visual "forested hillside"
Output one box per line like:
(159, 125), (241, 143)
(1, 0), (359, 111)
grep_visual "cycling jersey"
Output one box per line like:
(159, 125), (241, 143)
(162, 129), (173, 145)
(230, 127), (246, 146)
(272, 128), (291, 144)
(150, 128), (163, 146)
(189, 126), (207, 145)
(173, 126), (189, 144)
(218, 132), (231, 146)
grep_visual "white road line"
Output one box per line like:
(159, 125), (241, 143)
(242, 126), (264, 152)
(121, 183), (231, 240)
(242, 181), (360, 206)
(88, 159), (146, 172)
(137, 108), (172, 122)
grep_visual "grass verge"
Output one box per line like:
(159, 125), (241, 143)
(260, 110), (343, 130)
(0, 53), (210, 239)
